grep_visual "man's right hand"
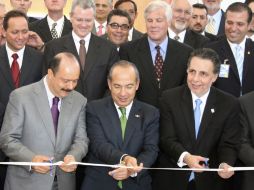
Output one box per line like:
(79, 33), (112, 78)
(183, 154), (207, 173)
(31, 155), (51, 174)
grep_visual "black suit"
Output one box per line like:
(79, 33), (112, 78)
(184, 30), (210, 49)
(29, 16), (72, 43)
(132, 28), (143, 41)
(238, 92), (254, 190)
(28, 16), (38, 23)
(81, 97), (159, 190)
(0, 44), (43, 189)
(205, 32), (219, 41)
(153, 85), (240, 190)
(43, 33), (119, 101)
(119, 34), (193, 107)
(206, 37), (254, 97)
(217, 10), (225, 36)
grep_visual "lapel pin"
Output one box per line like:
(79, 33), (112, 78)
(211, 109), (215, 113)
(135, 114), (140, 118)
(248, 51), (250, 55)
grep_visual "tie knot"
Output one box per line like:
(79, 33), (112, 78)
(235, 45), (241, 51)
(80, 39), (85, 45)
(98, 24), (103, 29)
(155, 45), (161, 51)
(119, 107), (126, 116)
(52, 97), (60, 105)
(52, 22), (57, 28)
(209, 17), (214, 23)
(195, 99), (202, 107)
(12, 53), (18, 60)
(174, 35), (180, 41)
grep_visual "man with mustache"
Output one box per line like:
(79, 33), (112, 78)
(168, 0), (210, 49)
(0, 52), (89, 190)
(189, 3), (218, 41)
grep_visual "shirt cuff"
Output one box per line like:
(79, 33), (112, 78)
(177, 151), (189, 167)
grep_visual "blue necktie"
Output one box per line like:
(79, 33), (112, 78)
(234, 45), (243, 84)
(189, 99), (202, 181)
(194, 99), (202, 138)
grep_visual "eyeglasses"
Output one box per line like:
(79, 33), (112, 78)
(108, 23), (130, 31)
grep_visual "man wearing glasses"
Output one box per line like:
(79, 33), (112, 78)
(103, 9), (131, 50)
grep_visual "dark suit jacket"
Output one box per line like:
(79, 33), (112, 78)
(238, 92), (254, 190)
(28, 16), (38, 23)
(132, 28), (143, 41)
(82, 97), (159, 190)
(29, 16), (72, 43)
(119, 34), (193, 107)
(152, 85), (240, 190)
(217, 10), (225, 36)
(206, 37), (254, 97)
(0, 45), (43, 126)
(205, 32), (219, 41)
(184, 29), (210, 49)
(43, 33), (119, 101)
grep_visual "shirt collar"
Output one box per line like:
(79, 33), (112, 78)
(72, 30), (91, 45)
(148, 36), (168, 54)
(227, 37), (246, 51)
(114, 101), (133, 119)
(94, 19), (107, 28)
(191, 89), (210, 106)
(168, 28), (186, 42)
(128, 27), (134, 41)
(208, 9), (222, 21)
(47, 15), (64, 29)
(5, 44), (25, 66)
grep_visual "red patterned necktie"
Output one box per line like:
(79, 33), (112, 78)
(11, 53), (20, 88)
(97, 24), (103, 36)
(154, 46), (163, 87)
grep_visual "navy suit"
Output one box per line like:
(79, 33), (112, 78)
(206, 37), (254, 97)
(153, 85), (240, 190)
(81, 97), (159, 190)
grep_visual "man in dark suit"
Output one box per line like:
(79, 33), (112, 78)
(202, 0), (225, 36)
(44, 0), (119, 102)
(0, 9), (43, 189)
(239, 91), (254, 190)
(102, 9), (131, 50)
(168, 0), (210, 49)
(114, 0), (143, 41)
(189, 3), (218, 42)
(153, 48), (240, 190)
(29, 0), (72, 43)
(206, 2), (254, 97)
(119, 0), (193, 107)
(81, 60), (159, 190)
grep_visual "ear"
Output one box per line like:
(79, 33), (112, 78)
(107, 79), (112, 90)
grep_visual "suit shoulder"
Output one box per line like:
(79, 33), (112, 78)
(212, 87), (238, 104)
(240, 91), (254, 104)
(170, 38), (193, 52)
(71, 90), (87, 104)
(161, 85), (186, 99)
(25, 46), (43, 56)
(135, 99), (159, 114)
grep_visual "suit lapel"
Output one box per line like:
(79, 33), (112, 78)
(105, 98), (123, 148)
(56, 92), (73, 145)
(181, 86), (196, 142)
(183, 30), (193, 47)
(242, 39), (254, 83)
(221, 39), (240, 82)
(61, 16), (72, 37)
(38, 17), (52, 42)
(19, 47), (33, 86)
(84, 34), (100, 80)
(123, 100), (142, 148)
(0, 46), (15, 88)
(137, 36), (158, 89)
(34, 79), (56, 146)
(196, 88), (216, 145)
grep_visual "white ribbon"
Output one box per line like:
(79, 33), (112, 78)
(0, 161), (253, 172)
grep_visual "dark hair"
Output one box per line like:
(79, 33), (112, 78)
(3, 10), (28, 30)
(114, 0), (137, 13)
(49, 52), (79, 75)
(108, 60), (140, 82)
(245, 0), (254, 6)
(187, 48), (221, 74)
(107, 9), (131, 25)
(192, 3), (208, 14)
(226, 2), (252, 24)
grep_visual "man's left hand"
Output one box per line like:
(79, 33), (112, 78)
(59, 155), (77, 173)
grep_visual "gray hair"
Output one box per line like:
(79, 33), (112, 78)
(144, 0), (172, 22)
(71, 0), (96, 15)
(108, 60), (140, 82)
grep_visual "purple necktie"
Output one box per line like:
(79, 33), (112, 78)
(51, 97), (60, 136)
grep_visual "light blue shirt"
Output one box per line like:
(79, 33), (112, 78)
(207, 9), (223, 35)
(148, 37), (168, 64)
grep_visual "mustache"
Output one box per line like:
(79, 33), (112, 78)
(194, 24), (202, 27)
(61, 88), (72, 92)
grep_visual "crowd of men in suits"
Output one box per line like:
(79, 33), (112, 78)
(1, 0), (254, 190)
